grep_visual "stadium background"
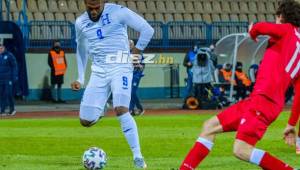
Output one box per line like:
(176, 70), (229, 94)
(0, 0), (280, 100)
(1, 1), (299, 170)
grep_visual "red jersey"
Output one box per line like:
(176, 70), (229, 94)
(249, 23), (300, 110)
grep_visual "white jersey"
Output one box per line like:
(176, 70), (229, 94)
(75, 3), (154, 84)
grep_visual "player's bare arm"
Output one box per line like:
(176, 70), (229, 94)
(248, 22), (258, 42)
(284, 77), (300, 146)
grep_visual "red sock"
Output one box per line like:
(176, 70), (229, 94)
(260, 152), (293, 170)
(180, 142), (211, 170)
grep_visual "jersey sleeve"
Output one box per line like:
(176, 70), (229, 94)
(118, 7), (154, 50)
(249, 22), (290, 40)
(288, 78), (300, 126)
(75, 20), (88, 85)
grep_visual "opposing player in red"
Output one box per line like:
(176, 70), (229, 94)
(180, 0), (300, 169)
(284, 79), (300, 154)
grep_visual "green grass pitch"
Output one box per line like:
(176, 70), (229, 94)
(0, 112), (299, 170)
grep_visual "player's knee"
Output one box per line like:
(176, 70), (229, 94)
(200, 116), (222, 138)
(233, 143), (250, 161)
(114, 106), (129, 116)
(201, 120), (216, 136)
(79, 105), (104, 127)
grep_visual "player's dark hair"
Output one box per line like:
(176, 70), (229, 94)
(276, 0), (300, 27)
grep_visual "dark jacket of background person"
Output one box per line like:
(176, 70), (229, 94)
(129, 38), (145, 115)
(0, 48), (18, 114)
(234, 62), (251, 87)
(183, 44), (199, 98)
(133, 55), (145, 78)
(130, 54), (145, 115)
(183, 49), (197, 71)
(234, 62), (251, 100)
(47, 46), (67, 85)
(0, 51), (18, 83)
(219, 63), (234, 85)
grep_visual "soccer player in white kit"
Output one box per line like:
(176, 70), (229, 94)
(70, 0), (154, 168)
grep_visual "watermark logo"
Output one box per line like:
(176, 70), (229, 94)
(152, 54), (174, 64)
(104, 51), (175, 64)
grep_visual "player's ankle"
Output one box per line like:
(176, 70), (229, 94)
(133, 149), (143, 159)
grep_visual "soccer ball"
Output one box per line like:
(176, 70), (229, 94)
(82, 147), (107, 170)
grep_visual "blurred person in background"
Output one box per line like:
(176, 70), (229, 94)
(234, 61), (251, 101)
(48, 40), (67, 103)
(183, 42), (200, 98)
(0, 43), (18, 115)
(192, 50), (215, 101)
(208, 44), (218, 67)
(219, 62), (233, 85)
(129, 40), (145, 116)
(248, 64), (259, 92)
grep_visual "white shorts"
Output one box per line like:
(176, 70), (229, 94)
(80, 68), (132, 120)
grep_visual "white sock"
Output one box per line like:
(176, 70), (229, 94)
(250, 148), (265, 166)
(297, 137), (300, 146)
(118, 112), (142, 159)
(197, 137), (214, 150)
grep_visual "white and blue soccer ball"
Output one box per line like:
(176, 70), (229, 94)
(82, 147), (107, 170)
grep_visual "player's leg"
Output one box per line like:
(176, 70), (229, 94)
(233, 96), (296, 170)
(111, 70), (146, 168)
(184, 70), (193, 98)
(132, 75), (144, 115)
(129, 77), (136, 114)
(50, 84), (56, 102)
(297, 125), (300, 154)
(180, 116), (222, 170)
(234, 139), (295, 170)
(6, 81), (15, 115)
(57, 83), (62, 102)
(180, 101), (244, 170)
(79, 73), (110, 127)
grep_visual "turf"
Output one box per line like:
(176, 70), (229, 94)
(0, 112), (299, 170)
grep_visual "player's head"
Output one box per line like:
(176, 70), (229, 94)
(84, 0), (105, 22)
(276, 0), (300, 27)
(0, 43), (5, 54)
